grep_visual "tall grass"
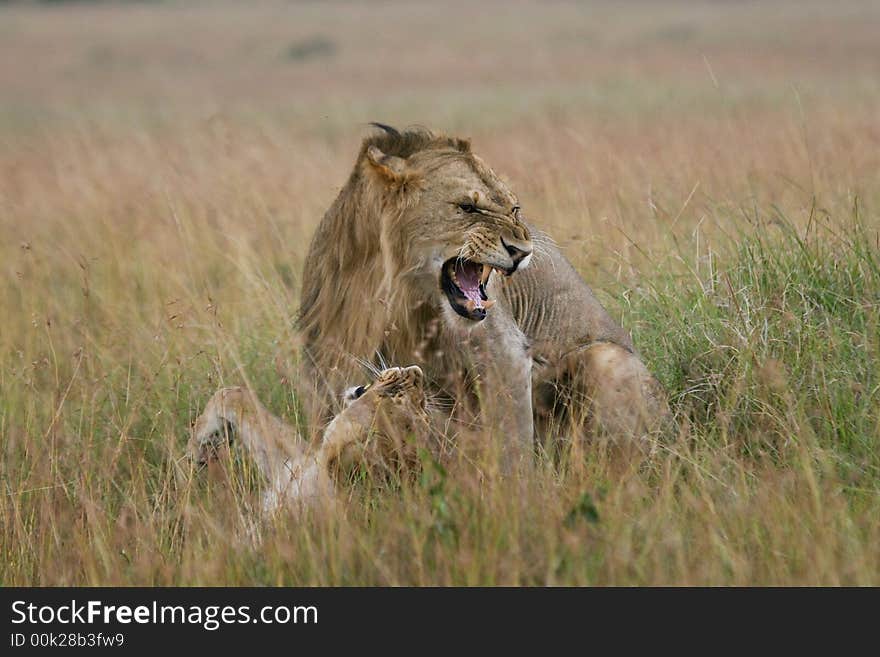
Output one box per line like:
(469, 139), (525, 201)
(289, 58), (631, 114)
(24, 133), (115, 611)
(3, 206), (877, 585)
(1, 0), (878, 585)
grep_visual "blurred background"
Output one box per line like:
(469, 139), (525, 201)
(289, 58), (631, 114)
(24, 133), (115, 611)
(2, 1), (879, 271)
(3, 1), (880, 128)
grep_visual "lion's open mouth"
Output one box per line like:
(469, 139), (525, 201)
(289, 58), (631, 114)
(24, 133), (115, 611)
(440, 258), (497, 321)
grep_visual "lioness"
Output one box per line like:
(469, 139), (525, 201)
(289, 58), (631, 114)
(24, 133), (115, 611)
(298, 124), (665, 466)
(190, 366), (432, 512)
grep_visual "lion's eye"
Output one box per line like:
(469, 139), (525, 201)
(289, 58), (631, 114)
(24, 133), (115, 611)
(458, 203), (478, 214)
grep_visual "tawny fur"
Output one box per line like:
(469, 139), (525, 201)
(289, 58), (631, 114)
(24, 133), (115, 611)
(297, 125), (667, 462)
(190, 367), (432, 513)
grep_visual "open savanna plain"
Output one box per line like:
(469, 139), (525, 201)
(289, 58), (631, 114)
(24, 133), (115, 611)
(1, 1), (878, 585)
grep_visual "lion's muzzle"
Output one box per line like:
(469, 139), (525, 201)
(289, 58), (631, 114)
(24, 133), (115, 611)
(440, 235), (532, 321)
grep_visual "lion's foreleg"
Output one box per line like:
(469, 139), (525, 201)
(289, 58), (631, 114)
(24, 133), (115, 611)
(469, 319), (535, 471)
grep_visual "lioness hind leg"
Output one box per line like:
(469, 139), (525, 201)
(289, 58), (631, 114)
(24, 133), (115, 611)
(538, 342), (668, 447)
(190, 387), (240, 467)
(191, 386), (316, 511)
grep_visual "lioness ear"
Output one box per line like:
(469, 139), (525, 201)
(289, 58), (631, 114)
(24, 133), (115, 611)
(365, 145), (408, 183)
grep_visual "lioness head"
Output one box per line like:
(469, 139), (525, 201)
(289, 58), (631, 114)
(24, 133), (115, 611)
(364, 125), (533, 323)
(324, 364), (431, 473)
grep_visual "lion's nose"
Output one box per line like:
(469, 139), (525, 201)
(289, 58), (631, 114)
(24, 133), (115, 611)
(502, 238), (533, 272)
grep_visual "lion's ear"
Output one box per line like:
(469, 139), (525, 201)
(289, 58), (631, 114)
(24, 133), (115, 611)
(365, 145), (408, 183)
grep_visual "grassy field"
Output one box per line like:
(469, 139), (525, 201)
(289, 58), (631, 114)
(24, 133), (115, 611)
(1, 0), (879, 585)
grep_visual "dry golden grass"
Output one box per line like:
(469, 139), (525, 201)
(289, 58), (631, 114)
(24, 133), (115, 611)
(1, 1), (878, 585)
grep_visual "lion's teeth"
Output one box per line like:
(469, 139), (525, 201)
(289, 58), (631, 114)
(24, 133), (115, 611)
(464, 299), (476, 312)
(483, 299), (496, 310)
(480, 264), (491, 284)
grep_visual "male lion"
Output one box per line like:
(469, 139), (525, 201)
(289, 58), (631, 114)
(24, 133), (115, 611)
(298, 124), (666, 466)
(190, 366), (432, 512)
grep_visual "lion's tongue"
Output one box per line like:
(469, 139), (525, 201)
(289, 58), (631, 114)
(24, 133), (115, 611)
(454, 261), (484, 309)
